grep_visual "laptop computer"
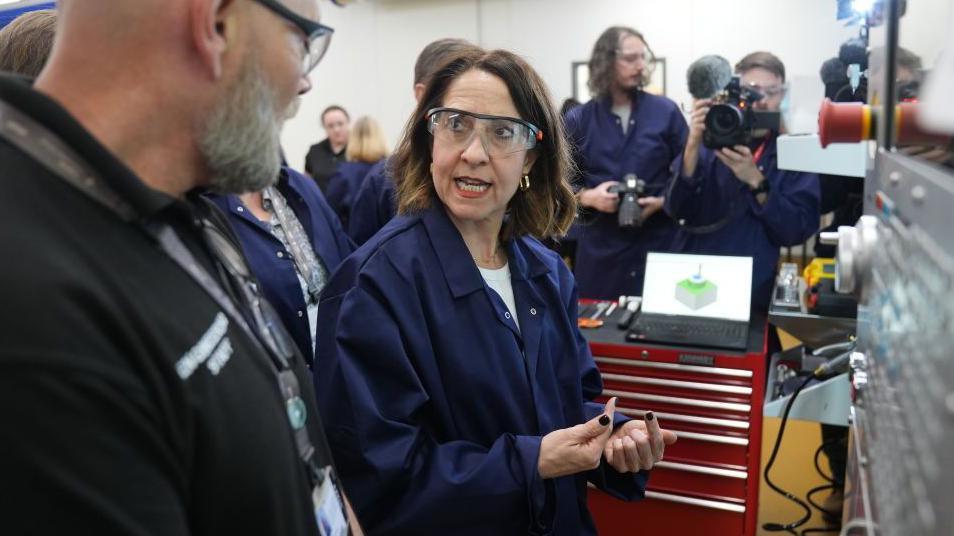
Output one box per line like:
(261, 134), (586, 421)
(627, 252), (753, 351)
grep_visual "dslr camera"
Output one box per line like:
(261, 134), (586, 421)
(704, 76), (781, 149)
(607, 174), (646, 228)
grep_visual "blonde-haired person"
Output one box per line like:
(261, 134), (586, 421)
(314, 47), (676, 534)
(325, 115), (387, 229)
(0, 9), (56, 77)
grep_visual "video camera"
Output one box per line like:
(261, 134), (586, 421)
(607, 174), (646, 228)
(704, 76), (781, 149)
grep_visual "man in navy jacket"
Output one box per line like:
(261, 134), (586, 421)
(207, 166), (353, 363)
(349, 38), (477, 245)
(666, 51), (820, 311)
(566, 26), (688, 299)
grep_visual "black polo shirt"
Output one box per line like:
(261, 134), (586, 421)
(304, 138), (346, 193)
(0, 75), (333, 534)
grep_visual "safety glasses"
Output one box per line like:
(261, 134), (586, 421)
(253, 0), (334, 74)
(426, 107), (543, 158)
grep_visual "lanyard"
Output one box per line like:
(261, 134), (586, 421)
(752, 140), (768, 166)
(0, 97), (324, 488)
(263, 186), (327, 303)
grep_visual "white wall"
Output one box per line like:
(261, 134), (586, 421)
(281, 0), (944, 171)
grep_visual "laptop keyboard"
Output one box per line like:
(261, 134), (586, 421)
(628, 316), (748, 350)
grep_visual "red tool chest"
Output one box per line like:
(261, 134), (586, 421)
(583, 312), (767, 535)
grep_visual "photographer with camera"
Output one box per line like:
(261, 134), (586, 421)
(666, 52), (820, 312)
(566, 26), (688, 300)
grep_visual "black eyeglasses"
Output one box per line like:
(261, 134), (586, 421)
(252, 0), (334, 74)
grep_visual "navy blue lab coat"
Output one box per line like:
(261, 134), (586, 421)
(347, 158), (396, 245)
(325, 160), (379, 232)
(565, 92), (688, 300)
(206, 166), (354, 363)
(314, 204), (646, 535)
(665, 135), (820, 310)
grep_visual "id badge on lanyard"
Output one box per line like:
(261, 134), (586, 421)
(313, 466), (348, 536)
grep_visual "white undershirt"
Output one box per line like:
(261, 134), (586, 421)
(613, 104), (632, 135)
(478, 262), (519, 331)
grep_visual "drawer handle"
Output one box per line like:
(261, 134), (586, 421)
(601, 373), (753, 395)
(617, 408), (749, 430)
(588, 484), (745, 512)
(672, 430), (749, 446)
(654, 461), (748, 480)
(644, 490), (746, 513)
(603, 389), (751, 413)
(594, 356), (753, 378)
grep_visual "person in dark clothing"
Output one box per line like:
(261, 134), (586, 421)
(206, 166), (354, 363)
(565, 26), (689, 299)
(0, 0), (360, 533)
(560, 97), (581, 117)
(325, 115), (388, 231)
(348, 37), (479, 245)
(666, 51), (820, 312)
(304, 104), (350, 192)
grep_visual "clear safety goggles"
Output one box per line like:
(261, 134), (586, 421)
(426, 107), (543, 157)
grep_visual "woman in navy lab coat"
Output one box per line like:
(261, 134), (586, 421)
(315, 48), (676, 535)
(565, 26), (689, 299)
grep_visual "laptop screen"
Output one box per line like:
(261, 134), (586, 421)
(641, 252), (753, 322)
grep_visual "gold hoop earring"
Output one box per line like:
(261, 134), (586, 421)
(519, 174), (530, 191)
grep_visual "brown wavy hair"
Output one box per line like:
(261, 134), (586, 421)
(587, 26), (655, 98)
(391, 48), (577, 241)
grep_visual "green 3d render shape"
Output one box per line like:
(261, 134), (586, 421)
(675, 265), (718, 310)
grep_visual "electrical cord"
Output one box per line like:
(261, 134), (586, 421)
(766, 359), (851, 535)
(799, 439), (847, 535)
(762, 373), (815, 533)
(813, 441), (836, 484)
(802, 527), (840, 536)
(762, 342), (855, 534)
(806, 484), (839, 519)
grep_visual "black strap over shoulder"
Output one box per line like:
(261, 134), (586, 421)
(0, 96), (332, 492)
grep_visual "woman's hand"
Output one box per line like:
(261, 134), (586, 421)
(604, 411), (678, 473)
(578, 181), (620, 214)
(538, 398), (617, 479)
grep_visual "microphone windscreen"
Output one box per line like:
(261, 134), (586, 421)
(839, 38), (868, 70)
(687, 55), (733, 99)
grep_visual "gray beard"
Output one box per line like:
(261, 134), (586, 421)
(200, 57), (283, 194)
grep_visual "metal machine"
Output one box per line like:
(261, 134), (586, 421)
(819, 0), (954, 533)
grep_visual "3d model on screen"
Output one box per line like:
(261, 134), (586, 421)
(675, 265), (718, 310)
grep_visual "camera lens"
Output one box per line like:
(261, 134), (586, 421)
(705, 104), (743, 136)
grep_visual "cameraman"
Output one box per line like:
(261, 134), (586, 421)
(566, 26), (688, 299)
(666, 52), (820, 312)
